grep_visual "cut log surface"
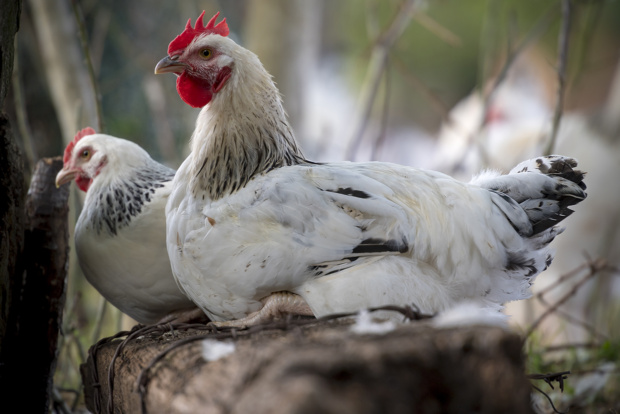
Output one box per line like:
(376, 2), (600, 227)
(82, 317), (534, 414)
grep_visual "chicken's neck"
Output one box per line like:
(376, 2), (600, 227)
(187, 63), (307, 201)
(84, 162), (174, 236)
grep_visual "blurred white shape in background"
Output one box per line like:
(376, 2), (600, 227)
(434, 52), (620, 344)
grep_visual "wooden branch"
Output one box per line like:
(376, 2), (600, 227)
(82, 319), (535, 414)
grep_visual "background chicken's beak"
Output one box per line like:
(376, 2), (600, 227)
(154, 56), (188, 74)
(55, 168), (77, 188)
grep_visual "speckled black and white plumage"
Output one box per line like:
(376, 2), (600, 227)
(60, 134), (196, 324)
(161, 24), (587, 325)
(88, 164), (174, 236)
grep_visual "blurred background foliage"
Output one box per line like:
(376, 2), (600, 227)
(5, 0), (620, 411)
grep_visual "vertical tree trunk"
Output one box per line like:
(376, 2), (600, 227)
(0, 0), (25, 398)
(14, 157), (70, 412)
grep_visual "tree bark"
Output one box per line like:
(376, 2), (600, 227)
(82, 319), (534, 414)
(16, 157), (70, 412)
(0, 0), (25, 398)
(1, 156), (70, 412)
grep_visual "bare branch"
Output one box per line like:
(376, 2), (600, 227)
(524, 258), (608, 339)
(393, 56), (451, 123)
(447, 4), (557, 174)
(544, 0), (572, 155)
(537, 294), (608, 340)
(370, 57), (391, 160)
(531, 384), (568, 414)
(527, 370), (570, 392)
(91, 296), (109, 345)
(414, 12), (462, 47)
(532, 259), (591, 298)
(70, 0), (105, 132)
(541, 342), (601, 353)
(346, 0), (421, 160)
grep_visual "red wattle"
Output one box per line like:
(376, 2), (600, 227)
(76, 176), (92, 192)
(176, 73), (213, 108)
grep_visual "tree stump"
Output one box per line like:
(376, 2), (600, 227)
(13, 157), (70, 412)
(82, 317), (534, 414)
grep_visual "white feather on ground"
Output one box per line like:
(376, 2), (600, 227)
(350, 310), (397, 335)
(432, 301), (509, 329)
(201, 340), (236, 361)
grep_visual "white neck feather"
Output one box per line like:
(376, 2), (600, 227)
(188, 46), (306, 200)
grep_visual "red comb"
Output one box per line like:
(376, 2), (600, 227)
(167, 11), (229, 55)
(64, 127), (96, 164)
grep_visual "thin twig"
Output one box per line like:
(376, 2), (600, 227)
(528, 371), (571, 414)
(106, 324), (153, 413)
(448, 4), (557, 174)
(532, 260), (591, 299)
(570, 366), (620, 376)
(527, 370), (570, 392)
(88, 324), (146, 414)
(542, 342), (601, 353)
(537, 294), (608, 340)
(91, 295), (109, 345)
(532, 384), (568, 414)
(544, 0), (572, 156)
(414, 12), (462, 47)
(346, 0), (421, 160)
(70, 0), (104, 132)
(370, 56), (392, 160)
(524, 258), (607, 340)
(477, 5), (556, 165)
(393, 56), (451, 123)
(51, 387), (74, 414)
(482, 4), (556, 107)
(569, 0), (603, 90)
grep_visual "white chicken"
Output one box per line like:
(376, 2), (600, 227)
(56, 128), (202, 325)
(154, 12), (587, 327)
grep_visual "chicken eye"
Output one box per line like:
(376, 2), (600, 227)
(199, 49), (212, 59)
(81, 149), (90, 159)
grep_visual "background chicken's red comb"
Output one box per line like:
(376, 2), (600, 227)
(167, 11), (229, 55)
(64, 127), (96, 164)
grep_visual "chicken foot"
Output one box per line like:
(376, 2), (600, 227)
(211, 292), (314, 328)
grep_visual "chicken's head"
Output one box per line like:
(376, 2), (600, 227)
(155, 11), (234, 108)
(56, 127), (106, 192)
